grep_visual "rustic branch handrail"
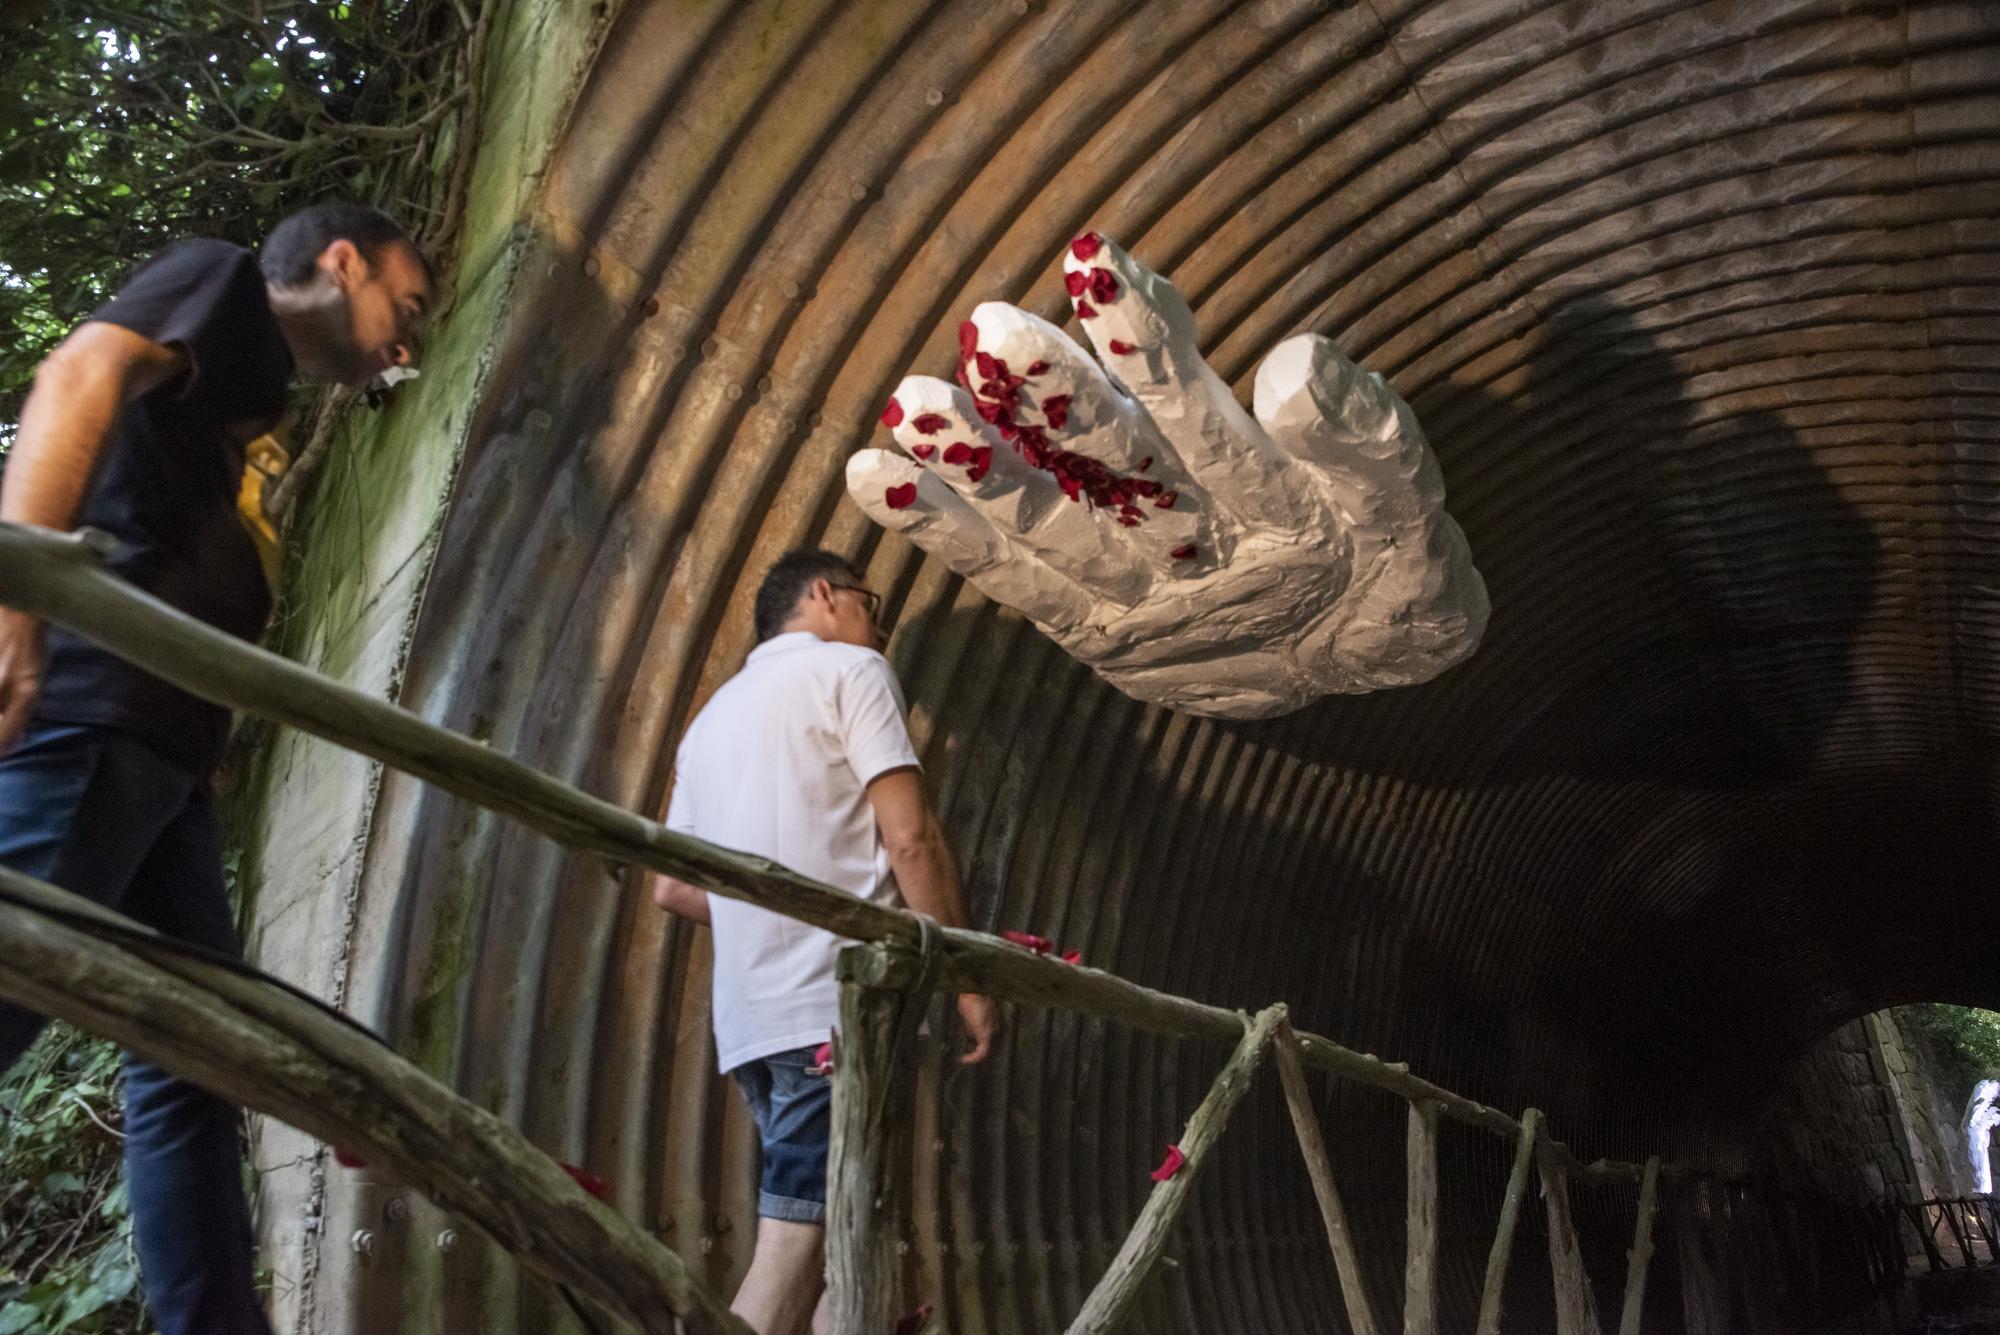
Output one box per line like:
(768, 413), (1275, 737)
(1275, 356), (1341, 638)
(0, 863), (749, 1335)
(0, 522), (1656, 1182)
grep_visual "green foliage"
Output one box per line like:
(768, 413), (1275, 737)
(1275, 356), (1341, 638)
(0, 0), (475, 448)
(0, 1026), (151, 1335)
(1899, 1003), (2000, 1102)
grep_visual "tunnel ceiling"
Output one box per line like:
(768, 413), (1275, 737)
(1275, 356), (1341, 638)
(330, 0), (2000, 1328)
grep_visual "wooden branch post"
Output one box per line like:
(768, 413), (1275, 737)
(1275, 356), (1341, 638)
(1475, 1107), (1542, 1335)
(1405, 1098), (1442, 1335)
(828, 944), (921, 1335)
(1272, 1024), (1383, 1335)
(1066, 1005), (1286, 1335)
(0, 865), (748, 1335)
(1617, 1156), (1661, 1335)
(1538, 1132), (1604, 1335)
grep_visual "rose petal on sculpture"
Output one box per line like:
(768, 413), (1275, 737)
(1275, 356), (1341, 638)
(886, 483), (918, 509)
(1151, 1145), (1185, 1181)
(333, 1145), (367, 1169)
(1089, 268), (1120, 304)
(1074, 299), (1097, 320)
(911, 443), (936, 460)
(911, 412), (951, 435)
(1001, 929), (1052, 954)
(881, 397), (904, 428)
(1155, 490), (1178, 509)
(959, 320), (979, 361)
(1027, 359), (1050, 376)
(1061, 949), (1083, 965)
(1171, 543), (1197, 560)
(1063, 270), (1089, 298)
(1071, 232), (1103, 261)
(1109, 339), (1136, 355)
(968, 445), (993, 482)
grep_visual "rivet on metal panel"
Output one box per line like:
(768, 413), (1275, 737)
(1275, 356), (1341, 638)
(640, 295), (661, 319)
(1009, 0), (1029, 14)
(700, 336), (721, 359)
(849, 181), (870, 203)
(806, 411), (823, 429)
(727, 384), (744, 402)
(582, 255), (600, 278)
(925, 88), (944, 107)
(756, 375), (774, 395)
(777, 417), (796, 436)
(350, 1229), (375, 1257)
(666, 344), (685, 363)
(783, 279), (803, 300)
(713, 1214), (733, 1235)
(436, 1229), (459, 1252)
(383, 1197), (409, 1224)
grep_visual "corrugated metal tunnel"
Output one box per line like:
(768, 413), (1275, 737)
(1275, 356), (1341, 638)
(273, 1), (2000, 1329)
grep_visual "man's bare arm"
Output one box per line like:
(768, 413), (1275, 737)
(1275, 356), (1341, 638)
(650, 872), (713, 925)
(0, 323), (185, 751)
(867, 767), (997, 1063)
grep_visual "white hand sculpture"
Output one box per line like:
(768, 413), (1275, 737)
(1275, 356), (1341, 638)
(847, 234), (1489, 719)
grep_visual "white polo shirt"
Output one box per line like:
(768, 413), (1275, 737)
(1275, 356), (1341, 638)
(665, 632), (921, 1072)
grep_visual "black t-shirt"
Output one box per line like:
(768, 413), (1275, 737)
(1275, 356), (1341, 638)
(33, 240), (294, 774)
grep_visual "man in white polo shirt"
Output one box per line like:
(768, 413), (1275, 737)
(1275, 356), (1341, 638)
(652, 548), (996, 1335)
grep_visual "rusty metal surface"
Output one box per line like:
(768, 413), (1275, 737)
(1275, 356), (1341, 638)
(312, 1), (2000, 1329)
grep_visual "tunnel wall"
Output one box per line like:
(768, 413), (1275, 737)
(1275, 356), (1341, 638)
(235, 2), (2000, 1331)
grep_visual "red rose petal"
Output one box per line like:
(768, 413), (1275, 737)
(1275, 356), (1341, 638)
(976, 351), (1000, 380)
(959, 320), (979, 361)
(910, 412), (950, 435)
(1001, 930), (1052, 954)
(1151, 1145), (1186, 1182)
(968, 445), (993, 481)
(1075, 300), (1097, 320)
(974, 400), (1005, 424)
(885, 483), (918, 510)
(1042, 394), (1071, 431)
(1138, 456), (1153, 472)
(1118, 515), (1139, 527)
(1071, 232), (1103, 261)
(911, 443), (936, 460)
(1155, 490), (1178, 509)
(942, 442), (973, 466)
(1090, 268), (1120, 304)
(562, 1162), (612, 1201)
(881, 398), (905, 428)
(1026, 360), (1050, 376)
(1171, 543), (1197, 560)
(1063, 270), (1089, 298)
(333, 1145), (367, 1170)
(1061, 950), (1083, 965)
(1109, 339), (1136, 355)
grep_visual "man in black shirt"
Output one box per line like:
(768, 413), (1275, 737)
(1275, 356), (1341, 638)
(0, 202), (431, 1335)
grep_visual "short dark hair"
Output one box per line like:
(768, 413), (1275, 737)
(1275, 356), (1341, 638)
(754, 549), (863, 642)
(260, 201), (430, 288)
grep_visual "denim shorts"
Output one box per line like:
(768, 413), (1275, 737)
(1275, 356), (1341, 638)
(732, 1045), (832, 1223)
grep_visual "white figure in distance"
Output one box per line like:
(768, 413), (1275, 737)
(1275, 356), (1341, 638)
(846, 233), (1489, 720)
(1967, 1080), (1999, 1195)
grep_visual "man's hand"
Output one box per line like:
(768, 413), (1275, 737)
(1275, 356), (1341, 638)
(0, 608), (45, 756)
(955, 992), (997, 1065)
(847, 234), (1489, 720)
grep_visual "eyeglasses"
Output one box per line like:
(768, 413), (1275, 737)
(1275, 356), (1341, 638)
(828, 584), (882, 620)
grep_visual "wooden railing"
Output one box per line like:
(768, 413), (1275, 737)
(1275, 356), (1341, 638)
(0, 522), (1674, 1333)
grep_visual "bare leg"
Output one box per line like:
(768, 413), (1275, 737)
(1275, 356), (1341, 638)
(731, 1217), (825, 1335)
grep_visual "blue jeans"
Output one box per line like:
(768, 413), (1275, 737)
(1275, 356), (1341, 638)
(733, 1045), (833, 1223)
(0, 722), (270, 1335)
